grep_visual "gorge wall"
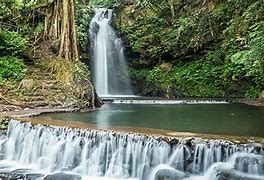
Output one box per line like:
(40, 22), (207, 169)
(111, 0), (264, 98)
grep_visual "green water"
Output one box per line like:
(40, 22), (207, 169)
(40, 103), (264, 137)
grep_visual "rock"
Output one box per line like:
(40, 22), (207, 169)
(166, 87), (183, 98)
(152, 166), (188, 180)
(56, 93), (67, 102)
(72, 70), (101, 108)
(259, 90), (264, 102)
(25, 172), (45, 179)
(39, 89), (51, 96)
(51, 41), (60, 55)
(159, 62), (172, 71)
(44, 172), (82, 180)
(168, 138), (179, 145)
(41, 82), (54, 89)
(18, 79), (34, 91)
(0, 174), (8, 179)
(0, 118), (8, 130)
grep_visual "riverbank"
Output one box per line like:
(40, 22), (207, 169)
(232, 98), (264, 107)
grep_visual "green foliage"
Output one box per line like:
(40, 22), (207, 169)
(33, 23), (44, 37)
(245, 86), (261, 99)
(0, 0), (45, 42)
(90, 0), (119, 7)
(131, 30), (264, 98)
(74, 61), (91, 79)
(124, 0), (263, 98)
(76, 1), (93, 62)
(146, 67), (171, 88)
(171, 61), (223, 97)
(0, 29), (27, 83)
(120, 0), (232, 62)
(0, 56), (25, 82)
(0, 29), (28, 56)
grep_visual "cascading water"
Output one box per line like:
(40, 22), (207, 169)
(0, 120), (263, 180)
(89, 8), (133, 97)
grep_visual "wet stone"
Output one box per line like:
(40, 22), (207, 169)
(0, 174), (8, 179)
(44, 172), (82, 180)
(25, 173), (45, 179)
(168, 138), (179, 146)
(153, 168), (188, 180)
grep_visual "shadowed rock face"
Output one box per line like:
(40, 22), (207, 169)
(0, 120), (263, 180)
(260, 90), (264, 102)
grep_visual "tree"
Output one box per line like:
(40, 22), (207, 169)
(43, 0), (79, 61)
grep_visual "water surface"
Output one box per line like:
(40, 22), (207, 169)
(41, 103), (264, 137)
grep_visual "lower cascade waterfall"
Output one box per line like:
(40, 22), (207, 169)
(0, 120), (263, 180)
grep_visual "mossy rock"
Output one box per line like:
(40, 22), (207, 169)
(260, 90), (264, 103)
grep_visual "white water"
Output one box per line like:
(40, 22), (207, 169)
(111, 99), (229, 104)
(0, 120), (263, 179)
(89, 8), (133, 96)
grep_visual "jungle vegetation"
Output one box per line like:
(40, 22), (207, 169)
(118, 0), (264, 98)
(0, 0), (263, 98)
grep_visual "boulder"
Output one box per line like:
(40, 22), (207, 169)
(18, 79), (34, 91)
(159, 62), (173, 71)
(259, 90), (264, 102)
(166, 86), (183, 98)
(151, 166), (188, 180)
(44, 172), (82, 180)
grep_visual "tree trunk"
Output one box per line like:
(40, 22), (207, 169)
(43, 0), (79, 61)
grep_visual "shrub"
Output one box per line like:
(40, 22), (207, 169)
(0, 56), (25, 81)
(0, 29), (27, 56)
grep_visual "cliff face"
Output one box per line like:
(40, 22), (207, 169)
(114, 0), (264, 98)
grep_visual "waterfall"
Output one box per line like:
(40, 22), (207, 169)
(0, 120), (263, 180)
(89, 8), (133, 97)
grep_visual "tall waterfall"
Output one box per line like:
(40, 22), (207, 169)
(0, 120), (263, 180)
(89, 8), (133, 97)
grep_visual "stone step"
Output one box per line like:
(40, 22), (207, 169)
(32, 89), (64, 96)
(24, 101), (49, 107)
(26, 67), (48, 73)
(4, 89), (19, 94)
(50, 85), (63, 90)
(39, 83), (55, 89)
(48, 89), (64, 93)
(5, 91), (35, 98)
(19, 96), (45, 101)
(34, 73), (54, 78)
(49, 101), (64, 107)
(0, 100), (7, 105)
(35, 81), (60, 89)
(35, 76), (56, 81)
(42, 80), (59, 84)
